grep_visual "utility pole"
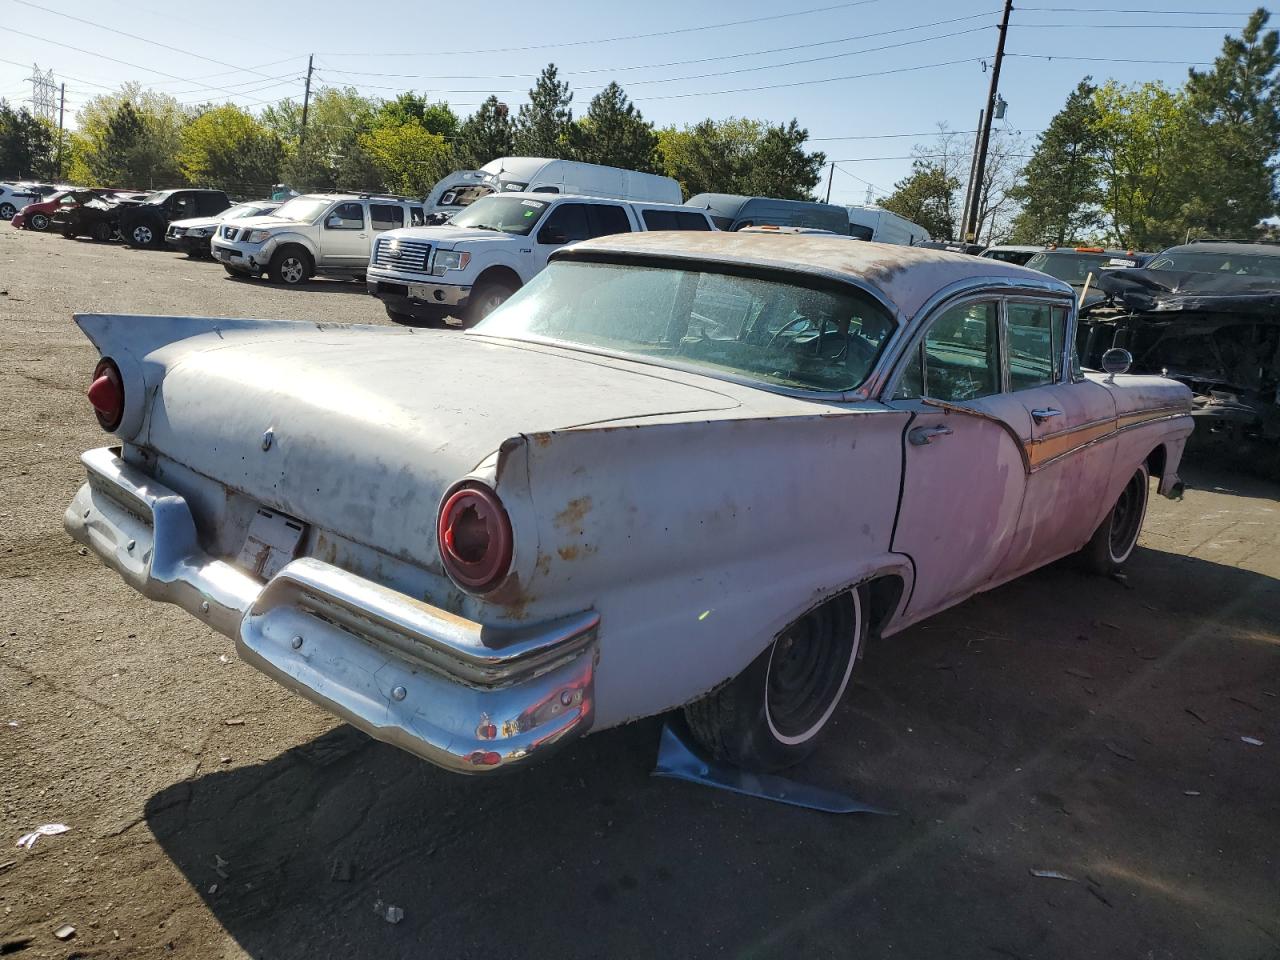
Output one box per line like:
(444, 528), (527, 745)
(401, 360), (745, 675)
(55, 83), (65, 178)
(965, 0), (1013, 243)
(960, 109), (983, 241)
(299, 54), (314, 152)
(825, 162), (834, 204)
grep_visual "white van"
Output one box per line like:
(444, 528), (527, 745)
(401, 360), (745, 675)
(844, 204), (931, 246)
(423, 157), (682, 220)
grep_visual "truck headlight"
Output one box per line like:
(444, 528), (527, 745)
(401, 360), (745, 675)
(431, 250), (470, 276)
(244, 229), (271, 243)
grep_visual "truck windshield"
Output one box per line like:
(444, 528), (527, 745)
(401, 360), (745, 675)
(450, 196), (549, 236)
(476, 259), (896, 393)
(1146, 250), (1280, 278)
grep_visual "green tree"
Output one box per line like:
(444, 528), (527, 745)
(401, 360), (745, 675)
(0, 102), (57, 180)
(76, 83), (187, 187)
(358, 121), (452, 195)
(454, 96), (514, 168)
(263, 87), (379, 192)
(1091, 80), (1194, 248)
(178, 105), (283, 195)
(574, 82), (658, 172)
(514, 64), (574, 157)
(376, 92), (459, 140)
(1182, 8), (1280, 236)
(880, 160), (961, 239)
(742, 120), (825, 200)
(1009, 78), (1104, 244)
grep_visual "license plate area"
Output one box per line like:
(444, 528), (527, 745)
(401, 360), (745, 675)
(408, 283), (434, 300)
(237, 507), (307, 579)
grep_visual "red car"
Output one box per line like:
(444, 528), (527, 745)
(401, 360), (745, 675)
(12, 189), (115, 231)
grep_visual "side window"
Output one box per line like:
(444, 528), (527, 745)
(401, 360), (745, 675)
(896, 300), (1000, 402)
(642, 209), (676, 230)
(195, 193), (225, 215)
(587, 204), (631, 238)
(531, 186), (560, 194)
(326, 202), (364, 230)
(1007, 301), (1064, 390)
(1064, 307), (1082, 380)
(370, 204), (403, 230)
(894, 344), (924, 400)
(167, 194), (195, 218)
(540, 203), (590, 243)
(409, 206), (424, 226)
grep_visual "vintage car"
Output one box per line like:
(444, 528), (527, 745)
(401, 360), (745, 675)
(64, 234), (1194, 773)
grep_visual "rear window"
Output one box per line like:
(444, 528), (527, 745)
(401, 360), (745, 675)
(642, 209), (713, 231)
(587, 204), (631, 238)
(1146, 250), (1280, 278)
(370, 204), (404, 230)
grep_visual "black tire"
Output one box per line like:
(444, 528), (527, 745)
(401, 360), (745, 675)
(223, 264), (253, 278)
(0, 202), (15, 220)
(684, 590), (865, 771)
(1079, 463), (1150, 575)
(384, 303), (447, 326)
(269, 246), (312, 285)
(91, 221), (112, 243)
(462, 278), (516, 326)
(28, 212), (50, 231)
(127, 221), (160, 248)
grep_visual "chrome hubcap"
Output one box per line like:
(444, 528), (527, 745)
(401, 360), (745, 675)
(31, 214), (48, 229)
(134, 226), (152, 244)
(281, 257), (304, 283)
(1110, 473), (1145, 559)
(0, 204), (14, 219)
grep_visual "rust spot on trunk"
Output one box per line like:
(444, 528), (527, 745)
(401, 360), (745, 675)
(555, 496), (592, 532)
(557, 545), (579, 561)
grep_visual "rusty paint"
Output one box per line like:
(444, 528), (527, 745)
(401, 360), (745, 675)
(554, 496), (592, 532)
(534, 553), (551, 576)
(557, 545), (580, 561)
(531, 432), (553, 448)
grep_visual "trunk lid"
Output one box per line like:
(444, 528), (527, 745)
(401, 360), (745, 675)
(143, 328), (740, 568)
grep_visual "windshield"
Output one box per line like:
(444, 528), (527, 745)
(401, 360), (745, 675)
(984, 248), (1038, 265)
(222, 203), (271, 220)
(1026, 251), (1120, 284)
(141, 190), (171, 204)
(476, 260), (896, 393)
(438, 184), (494, 208)
(1146, 250), (1280, 278)
(450, 195), (549, 235)
(271, 197), (333, 222)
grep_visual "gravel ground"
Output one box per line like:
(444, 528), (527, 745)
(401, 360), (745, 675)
(1, 227), (1278, 960)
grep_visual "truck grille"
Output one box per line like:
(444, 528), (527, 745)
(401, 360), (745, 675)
(373, 236), (432, 272)
(220, 225), (240, 240)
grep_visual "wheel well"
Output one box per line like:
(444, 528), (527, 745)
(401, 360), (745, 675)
(274, 242), (313, 267)
(473, 265), (521, 293)
(864, 575), (905, 639)
(1145, 443), (1167, 479)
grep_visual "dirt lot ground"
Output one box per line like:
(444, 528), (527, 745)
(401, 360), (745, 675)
(1, 227), (1278, 960)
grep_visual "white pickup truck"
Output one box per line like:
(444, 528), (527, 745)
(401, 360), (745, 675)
(366, 193), (715, 325)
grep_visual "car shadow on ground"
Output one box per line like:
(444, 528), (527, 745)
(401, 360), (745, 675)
(219, 274), (370, 295)
(143, 545), (1280, 959)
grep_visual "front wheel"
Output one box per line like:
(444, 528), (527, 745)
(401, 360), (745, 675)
(269, 247), (312, 285)
(1079, 463), (1150, 575)
(462, 278), (515, 326)
(91, 221), (113, 242)
(29, 213), (50, 231)
(683, 590), (864, 771)
(129, 222), (158, 247)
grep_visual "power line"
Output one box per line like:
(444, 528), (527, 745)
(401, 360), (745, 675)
(1015, 22), (1247, 28)
(829, 152), (1036, 161)
(11, 0), (286, 80)
(318, 0), (887, 57)
(1008, 52), (1214, 64)
(1017, 6), (1255, 12)
(316, 10), (1001, 81)
(632, 55), (985, 102)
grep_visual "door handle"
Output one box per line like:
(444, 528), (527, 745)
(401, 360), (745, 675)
(1031, 407), (1063, 424)
(908, 424), (954, 445)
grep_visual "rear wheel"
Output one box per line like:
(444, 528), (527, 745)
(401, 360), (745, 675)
(0, 202), (15, 220)
(269, 247), (312, 285)
(684, 590), (864, 771)
(91, 221), (112, 242)
(1079, 464), (1150, 575)
(461, 278), (516, 326)
(28, 213), (50, 231)
(129, 222), (158, 247)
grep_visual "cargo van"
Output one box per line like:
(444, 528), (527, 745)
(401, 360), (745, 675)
(844, 203), (931, 246)
(684, 194), (850, 234)
(424, 158), (682, 220)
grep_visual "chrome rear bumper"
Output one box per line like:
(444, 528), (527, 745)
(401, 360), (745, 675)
(64, 447), (598, 773)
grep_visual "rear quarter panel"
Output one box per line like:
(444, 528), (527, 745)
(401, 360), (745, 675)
(502, 408), (912, 729)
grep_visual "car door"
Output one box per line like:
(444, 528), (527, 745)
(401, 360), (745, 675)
(321, 201), (369, 268)
(885, 296), (1031, 622)
(164, 193), (196, 223)
(534, 202), (590, 268)
(1001, 299), (1119, 573)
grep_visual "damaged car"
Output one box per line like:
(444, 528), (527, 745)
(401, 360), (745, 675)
(65, 234), (1193, 774)
(1080, 261), (1280, 470)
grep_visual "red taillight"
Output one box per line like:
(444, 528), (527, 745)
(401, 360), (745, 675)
(437, 484), (513, 593)
(88, 358), (123, 431)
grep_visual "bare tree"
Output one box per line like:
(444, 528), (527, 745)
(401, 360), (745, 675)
(906, 124), (1026, 242)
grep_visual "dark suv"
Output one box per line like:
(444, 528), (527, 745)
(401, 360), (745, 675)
(118, 189), (231, 248)
(1145, 239), (1280, 278)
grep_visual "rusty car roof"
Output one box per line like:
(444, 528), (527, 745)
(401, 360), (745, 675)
(556, 231), (1073, 318)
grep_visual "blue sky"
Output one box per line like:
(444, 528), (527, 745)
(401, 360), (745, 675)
(0, 0), (1268, 203)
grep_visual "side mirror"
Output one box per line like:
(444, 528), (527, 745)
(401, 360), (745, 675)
(538, 226), (568, 245)
(1101, 347), (1133, 379)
